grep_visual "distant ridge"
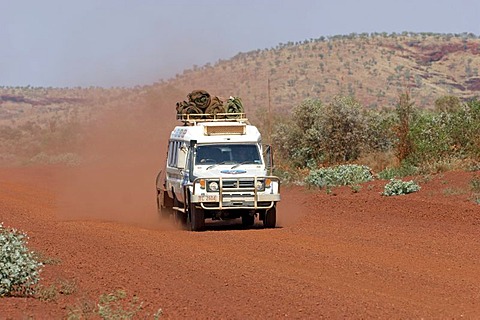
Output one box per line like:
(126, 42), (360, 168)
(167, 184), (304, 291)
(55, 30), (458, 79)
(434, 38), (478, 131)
(155, 32), (480, 113)
(1, 32), (479, 124)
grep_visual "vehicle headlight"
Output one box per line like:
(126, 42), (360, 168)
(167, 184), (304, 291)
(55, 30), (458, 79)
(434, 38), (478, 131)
(207, 181), (219, 192)
(255, 180), (265, 191)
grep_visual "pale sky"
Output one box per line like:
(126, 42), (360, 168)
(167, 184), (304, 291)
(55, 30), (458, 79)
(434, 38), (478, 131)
(1, 0), (479, 88)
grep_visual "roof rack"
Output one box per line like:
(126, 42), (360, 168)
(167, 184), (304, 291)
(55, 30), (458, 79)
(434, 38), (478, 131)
(177, 112), (249, 125)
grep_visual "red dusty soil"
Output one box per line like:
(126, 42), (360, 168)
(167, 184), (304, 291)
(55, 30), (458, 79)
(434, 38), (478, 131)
(0, 165), (479, 319)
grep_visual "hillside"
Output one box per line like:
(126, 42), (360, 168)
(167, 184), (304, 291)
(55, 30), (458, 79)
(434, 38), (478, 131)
(1, 33), (479, 164)
(157, 32), (480, 114)
(2, 33), (480, 121)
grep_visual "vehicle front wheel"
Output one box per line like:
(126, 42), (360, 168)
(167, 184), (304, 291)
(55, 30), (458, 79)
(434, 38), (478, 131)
(242, 212), (255, 228)
(189, 203), (205, 231)
(263, 205), (276, 229)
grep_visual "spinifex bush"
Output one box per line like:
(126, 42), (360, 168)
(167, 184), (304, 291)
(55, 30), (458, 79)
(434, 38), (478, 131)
(306, 164), (374, 188)
(382, 179), (421, 196)
(0, 223), (42, 296)
(96, 289), (163, 319)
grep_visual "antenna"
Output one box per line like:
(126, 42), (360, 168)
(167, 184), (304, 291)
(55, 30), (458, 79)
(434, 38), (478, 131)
(267, 76), (272, 144)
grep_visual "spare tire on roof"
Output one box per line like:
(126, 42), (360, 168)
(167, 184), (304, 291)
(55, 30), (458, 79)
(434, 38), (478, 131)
(188, 90), (211, 111)
(205, 96), (226, 118)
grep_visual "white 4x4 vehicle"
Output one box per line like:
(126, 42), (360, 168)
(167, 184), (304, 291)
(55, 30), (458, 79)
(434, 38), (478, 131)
(156, 113), (280, 231)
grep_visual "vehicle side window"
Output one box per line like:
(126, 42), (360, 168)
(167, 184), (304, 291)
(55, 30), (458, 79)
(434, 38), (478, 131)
(167, 141), (181, 167)
(172, 141), (178, 167)
(167, 141), (174, 167)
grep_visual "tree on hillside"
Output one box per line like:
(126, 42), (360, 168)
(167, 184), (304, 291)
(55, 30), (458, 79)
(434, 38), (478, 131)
(394, 92), (416, 162)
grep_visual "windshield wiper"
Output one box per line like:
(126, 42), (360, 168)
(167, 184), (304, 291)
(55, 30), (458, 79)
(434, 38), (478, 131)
(206, 161), (228, 170)
(231, 161), (254, 169)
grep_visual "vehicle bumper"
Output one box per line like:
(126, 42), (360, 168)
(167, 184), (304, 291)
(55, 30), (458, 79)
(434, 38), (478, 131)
(190, 176), (280, 210)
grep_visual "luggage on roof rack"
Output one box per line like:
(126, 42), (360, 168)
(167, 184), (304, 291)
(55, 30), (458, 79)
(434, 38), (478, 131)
(175, 90), (245, 122)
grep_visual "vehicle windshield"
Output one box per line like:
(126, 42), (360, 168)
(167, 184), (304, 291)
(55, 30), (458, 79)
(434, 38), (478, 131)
(195, 144), (261, 166)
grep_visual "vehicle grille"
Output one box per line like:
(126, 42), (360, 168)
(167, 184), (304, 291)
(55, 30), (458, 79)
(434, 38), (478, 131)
(221, 179), (255, 189)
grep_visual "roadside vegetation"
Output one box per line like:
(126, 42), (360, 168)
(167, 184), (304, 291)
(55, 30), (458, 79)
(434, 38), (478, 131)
(67, 289), (163, 320)
(471, 174), (480, 204)
(382, 179), (421, 196)
(271, 94), (480, 188)
(0, 223), (42, 297)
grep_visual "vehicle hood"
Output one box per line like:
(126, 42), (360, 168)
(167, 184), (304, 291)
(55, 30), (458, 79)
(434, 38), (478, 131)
(194, 165), (266, 179)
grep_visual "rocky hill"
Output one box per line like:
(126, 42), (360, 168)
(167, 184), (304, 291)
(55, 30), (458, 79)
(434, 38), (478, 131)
(1, 32), (480, 125)
(155, 32), (480, 114)
(1, 32), (479, 165)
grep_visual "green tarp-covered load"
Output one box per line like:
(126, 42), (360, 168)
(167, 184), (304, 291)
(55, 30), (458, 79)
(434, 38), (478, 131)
(176, 90), (244, 118)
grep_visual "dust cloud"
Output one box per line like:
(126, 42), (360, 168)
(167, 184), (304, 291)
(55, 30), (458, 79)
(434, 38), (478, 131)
(55, 86), (296, 230)
(56, 86), (183, 229)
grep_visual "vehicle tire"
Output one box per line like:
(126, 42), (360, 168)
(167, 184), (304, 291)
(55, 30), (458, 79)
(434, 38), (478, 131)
(258, 210), (266, 222)
(263, 205), (276, 228)
(174, 197), (187, 226)
(241, 212), (255, 228)
(157, 190), (172, 220)
(189, 202), (205, 231)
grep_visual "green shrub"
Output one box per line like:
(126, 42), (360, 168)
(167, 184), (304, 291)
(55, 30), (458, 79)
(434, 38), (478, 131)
(272, 99), (325, 168)
(0, 223), (43, 296)
(269, 95), (479, 175)
(363, 109), (396, 152)
(306, 164), (374, 188)
(393, 92), (416, 162)
(272, 96), (373, 167)
(377, 162), (418, 179)
(408, 99), (480, 166)
(382, 179), (421, 196)
(318, 96), (369, 163)
(272, 166), (306, 185)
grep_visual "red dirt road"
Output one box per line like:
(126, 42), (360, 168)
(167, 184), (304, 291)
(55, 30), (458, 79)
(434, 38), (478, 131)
(1, 166), (479, 319)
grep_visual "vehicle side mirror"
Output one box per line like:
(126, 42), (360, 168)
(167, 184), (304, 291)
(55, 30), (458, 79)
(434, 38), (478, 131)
(188, 140), (196, 182)
(263, 144), (274, 174)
